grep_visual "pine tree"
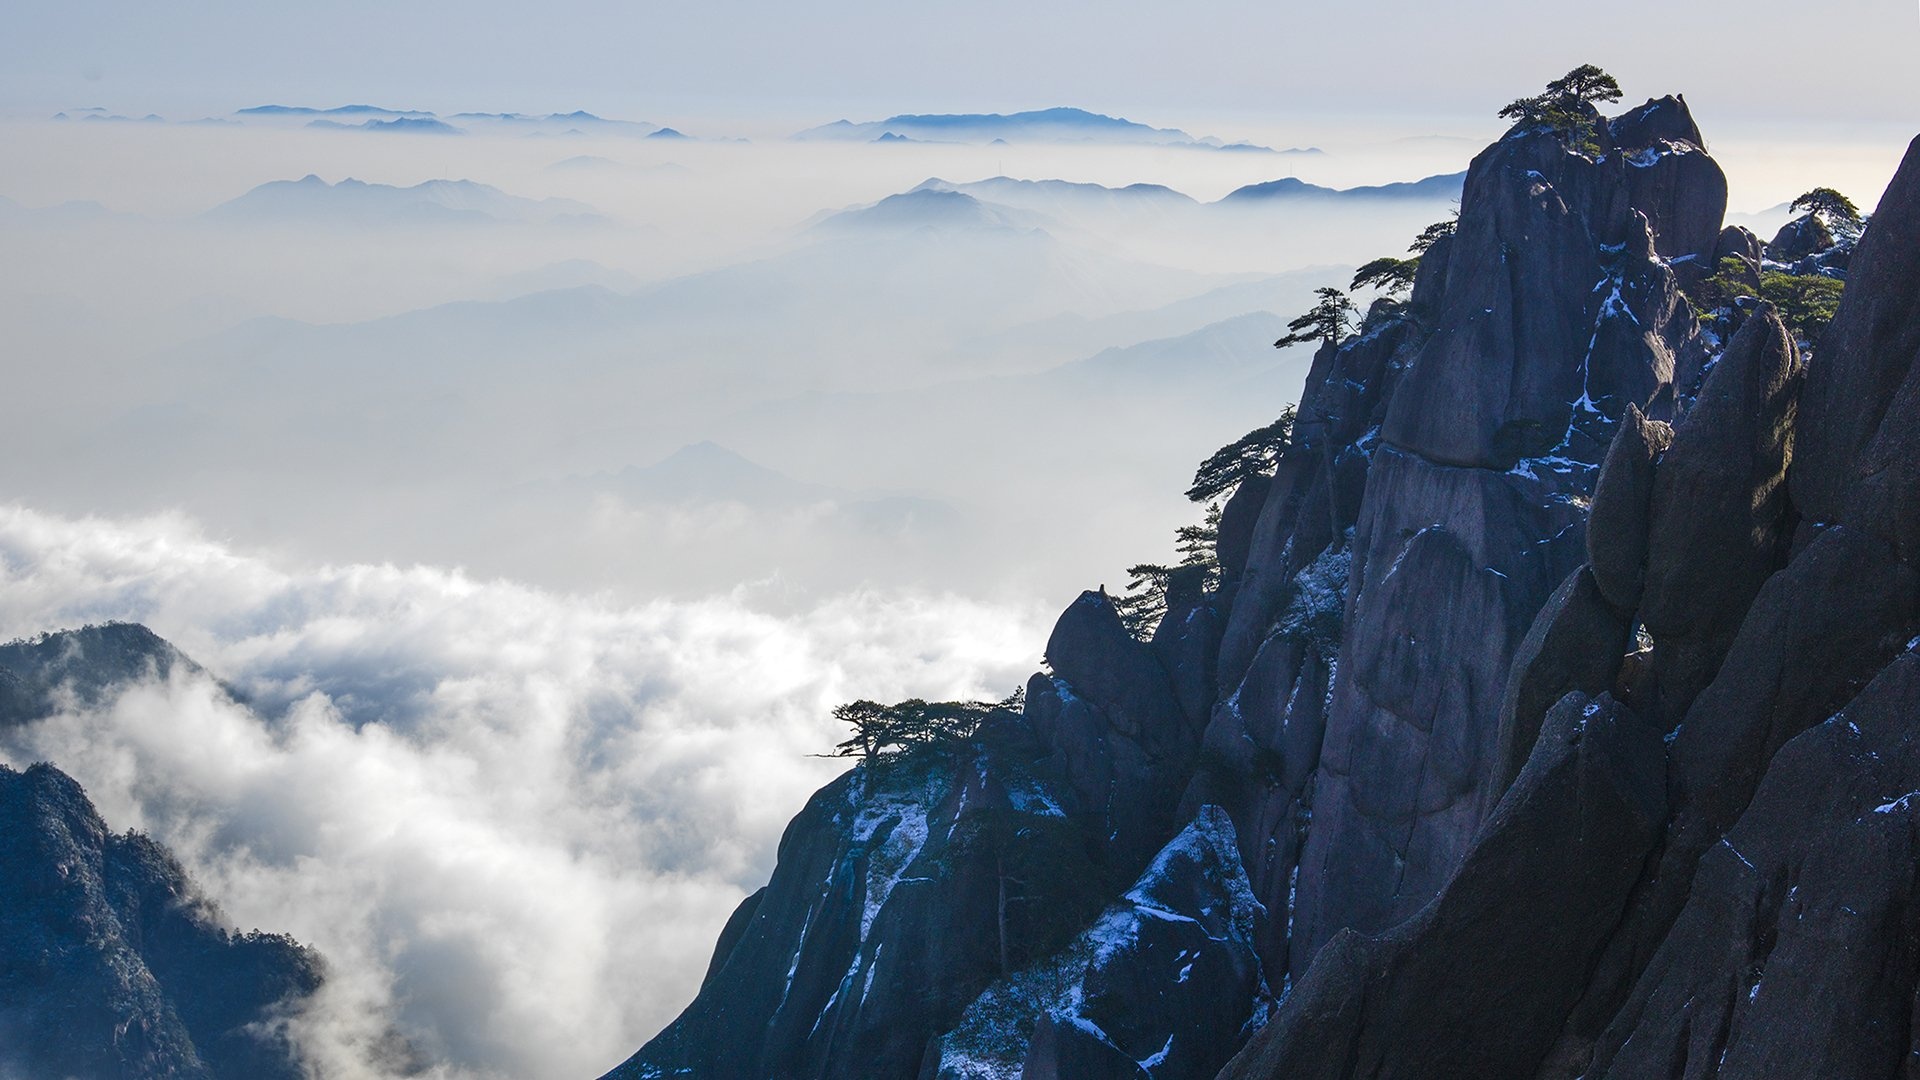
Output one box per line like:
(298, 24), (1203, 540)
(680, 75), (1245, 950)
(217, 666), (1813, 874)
(1408, 219), (1457, 254)
(1789, 187), (1866, 241)
(1497, 64), (1623, 155)
(825, 690), (1023, 762)
(1273, 288), (1357, 350)
(1351, 257), (1419, 299)
(1187, 408), (1296, 503)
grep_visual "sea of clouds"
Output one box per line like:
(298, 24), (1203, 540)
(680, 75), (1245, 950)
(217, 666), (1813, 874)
(0, 504), (1052, 1077)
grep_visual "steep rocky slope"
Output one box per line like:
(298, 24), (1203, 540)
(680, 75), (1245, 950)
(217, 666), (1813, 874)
(0, 759), (323, 1080)
(606, 96), (1919, 1080)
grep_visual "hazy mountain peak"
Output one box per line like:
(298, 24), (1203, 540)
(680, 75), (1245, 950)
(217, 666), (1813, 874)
(0, 622), (201, 726)
(1217, 169), (1467, 203)
(815, 187), (1049, 234)
(237, 103), (432, 118)
(794, 106), (1237, 147)
(203, 174), (602, 226)
(912, 175), (1199, 218)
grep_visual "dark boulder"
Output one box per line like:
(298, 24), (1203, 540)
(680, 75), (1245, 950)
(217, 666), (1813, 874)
(1491, 565), (1634, 792)
(613, 749), (1062, 1080)
(1183, 617), (1336, 975)
(1214, 472), (1272, 592)
(1611, 97), (1726, 266)
(1765, 211), (1835, 263)
(1638, 305), (1800, 724)
(1554, 519), (1920, 1072)
(1151, 568), (1224, 731)
(1667, 523), (1919, 857)
(1586, 403), (1673, 611)
(1713, 223), (1762, 267)
(1606, 94), (1704, 154)
(1279, 118), (1714, 963)
(1044, 591), (1182, 748)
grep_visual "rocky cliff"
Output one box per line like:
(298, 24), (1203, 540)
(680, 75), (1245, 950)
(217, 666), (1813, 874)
(0, 759), (323, 1080)
(606, 95), (1920, 1080)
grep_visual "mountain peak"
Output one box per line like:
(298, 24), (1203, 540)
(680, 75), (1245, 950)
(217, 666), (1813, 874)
(793, 106), (1215, 147)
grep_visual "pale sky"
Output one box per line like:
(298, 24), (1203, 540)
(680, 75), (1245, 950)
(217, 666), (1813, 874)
(6, 0), (1919, 135)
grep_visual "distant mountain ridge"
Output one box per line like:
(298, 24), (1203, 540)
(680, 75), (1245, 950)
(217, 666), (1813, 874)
(912, 171), (1466, 211)
(238, 104), (433, 118)
(1218, 170), (1468, 203)
(794, 107), (1308, 152)
(814, 189), (1052, 234)
(308, 116), (463, 135)
(228, 106), (661, 137)
(202, 175), (603, 226)
(912, 176), (1197, 217)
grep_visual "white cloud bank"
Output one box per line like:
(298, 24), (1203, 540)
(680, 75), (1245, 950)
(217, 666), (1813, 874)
(0, 504), (1053, 1078)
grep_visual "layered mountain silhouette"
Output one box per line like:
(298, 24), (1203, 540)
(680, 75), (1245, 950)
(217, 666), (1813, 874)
(602, 93), (1920, 1080)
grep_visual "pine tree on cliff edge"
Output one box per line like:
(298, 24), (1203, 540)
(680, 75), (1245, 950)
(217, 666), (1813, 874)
(1273, 287), (1356, 350)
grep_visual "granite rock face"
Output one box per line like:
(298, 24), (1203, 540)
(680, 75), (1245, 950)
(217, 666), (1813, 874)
(1285, 95), (1717, 973)
(0, 762), (322, 1080)
(931, 807), (1270, 1080)
(612, 114), (1920, 1080)
(1587, 654), (1920, 1079)
(1219, 691), (1664, 1080)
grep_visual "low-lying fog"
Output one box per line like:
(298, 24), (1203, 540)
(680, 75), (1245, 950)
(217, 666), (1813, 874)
(0, 101), (1908, 1077)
